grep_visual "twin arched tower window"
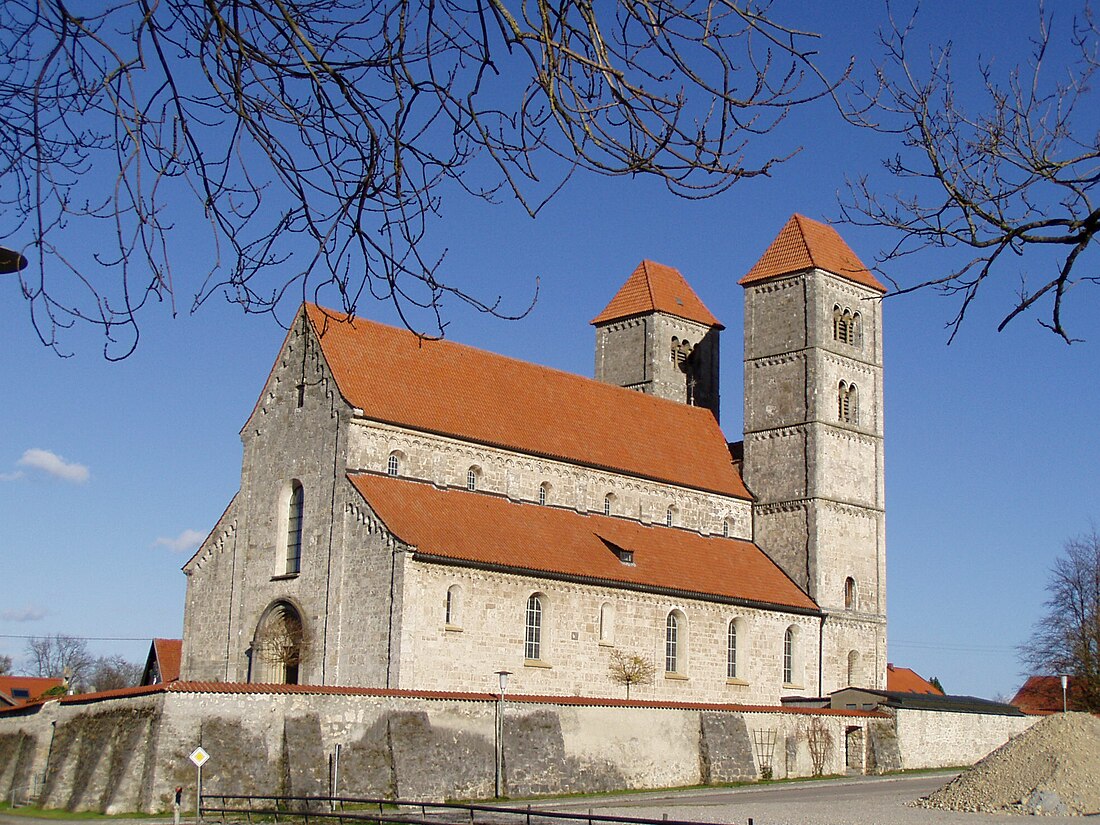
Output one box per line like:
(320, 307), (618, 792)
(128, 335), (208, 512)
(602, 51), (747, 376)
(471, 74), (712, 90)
(670, 337), (693, 371)
(838, 381), (859, 424)
(833, 305), (862, 347)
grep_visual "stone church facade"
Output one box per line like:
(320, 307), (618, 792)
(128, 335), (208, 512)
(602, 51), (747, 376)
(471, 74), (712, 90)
(181, 214), (888, 704)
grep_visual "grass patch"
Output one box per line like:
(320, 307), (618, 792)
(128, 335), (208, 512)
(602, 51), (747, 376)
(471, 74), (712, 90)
(0, 802), (165, 820)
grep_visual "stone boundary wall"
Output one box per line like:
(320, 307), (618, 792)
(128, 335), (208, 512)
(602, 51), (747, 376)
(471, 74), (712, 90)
(0, 687), (1031, 814)
(893, 707), (1039, 769)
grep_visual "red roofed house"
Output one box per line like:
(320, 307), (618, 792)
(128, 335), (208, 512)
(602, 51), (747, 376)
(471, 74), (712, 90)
(0, 675), (64, 706)
(1011, 675), (1080, 714)
(140, 638), (183, 686)
(181, 215), (888, 704)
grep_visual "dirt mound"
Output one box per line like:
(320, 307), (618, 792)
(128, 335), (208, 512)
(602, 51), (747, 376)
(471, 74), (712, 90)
(919, 712), (1100, 815)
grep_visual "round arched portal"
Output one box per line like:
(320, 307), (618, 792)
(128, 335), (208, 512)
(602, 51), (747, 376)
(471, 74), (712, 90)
(252, 601), (305, 685)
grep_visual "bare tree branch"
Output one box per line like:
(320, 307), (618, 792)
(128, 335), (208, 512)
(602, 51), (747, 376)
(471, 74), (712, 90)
(843, 3), (1100, 342)
(0, 0), (846, 358)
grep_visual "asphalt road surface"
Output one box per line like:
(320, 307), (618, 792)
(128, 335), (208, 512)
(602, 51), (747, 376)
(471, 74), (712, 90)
(0, 775), (1092, 825)
(540, 773), (1092, 824)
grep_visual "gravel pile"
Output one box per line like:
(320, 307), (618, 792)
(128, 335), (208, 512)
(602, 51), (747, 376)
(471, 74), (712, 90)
(919, 712), (1100, 815)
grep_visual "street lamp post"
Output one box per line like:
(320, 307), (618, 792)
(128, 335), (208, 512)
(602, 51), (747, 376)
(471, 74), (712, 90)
(1061, 674), (1068, 713)
(494, 670), (512, 798)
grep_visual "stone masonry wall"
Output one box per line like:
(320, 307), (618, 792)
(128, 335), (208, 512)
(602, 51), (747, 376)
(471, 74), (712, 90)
(0, 690), (884, 814)
(345, 419), (753, 541)
(397, 560), (821, 703)
(893, 708), (1039, 769)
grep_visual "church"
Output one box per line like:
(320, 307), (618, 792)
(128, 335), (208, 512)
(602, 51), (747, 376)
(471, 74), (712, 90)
(180, 214), (888, 705)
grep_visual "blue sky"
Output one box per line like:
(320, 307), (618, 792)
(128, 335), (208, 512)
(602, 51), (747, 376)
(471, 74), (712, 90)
(2, 1), (1097, 701)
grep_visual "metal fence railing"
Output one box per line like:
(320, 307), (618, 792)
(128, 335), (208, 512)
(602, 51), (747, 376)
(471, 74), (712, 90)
(199, 794), (746, 825)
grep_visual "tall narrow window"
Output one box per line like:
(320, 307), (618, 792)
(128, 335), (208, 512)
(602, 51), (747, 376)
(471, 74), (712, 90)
(844, 577), (857, 610)
(665, 507), (675, 527)
(539, 483), (549, 506)
(599, 602), (614, 644)
(467, 467), (478, 491)
(847, 650), (861, 686)
(446, 584), (462, 627)
(387, 453), (400, 477)
(852, 311), (863, 348)
(525, 594), (543, 660)
(604, 494), (613, 516)
(665, 612), (679, 673)
(286, 483), (303, 574)
(722, 519), (731, 538)
(727, 620), (738, 679)
(783, 627), (795, 685)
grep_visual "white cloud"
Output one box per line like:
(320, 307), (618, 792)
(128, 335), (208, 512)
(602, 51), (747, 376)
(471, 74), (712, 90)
(2, 606), (46, 622)
(17, 448), (89, 483)
(0, 470), (24, 482)
(154, 529), (207, 553)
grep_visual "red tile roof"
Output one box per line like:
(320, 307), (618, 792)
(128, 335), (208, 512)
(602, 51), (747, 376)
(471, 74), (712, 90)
(1011, 675), (1080, 714)
(306, 305), (750, 498)
(591, 260), (723, 328)
(153, 638), (182, 682)
(886, 663), (942, 695)
(0, 675), (64, 704)
(0, 679), (885, 717)
(739, 214), (886, 293)
(348, 473), (817, 612)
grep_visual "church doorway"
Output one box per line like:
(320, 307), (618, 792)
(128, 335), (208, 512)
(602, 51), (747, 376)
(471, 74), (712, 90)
(251, 600), (306, 684)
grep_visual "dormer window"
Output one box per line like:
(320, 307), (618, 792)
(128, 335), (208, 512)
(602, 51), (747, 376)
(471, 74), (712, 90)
(616, 549), (634, 565)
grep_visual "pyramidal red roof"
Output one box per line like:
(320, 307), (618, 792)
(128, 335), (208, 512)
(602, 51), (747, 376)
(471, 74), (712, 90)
(739, 215), (886, 293)
(349, 474), (816, 612)
(306, 305), (749, 498)
(591, 260), (723, 328)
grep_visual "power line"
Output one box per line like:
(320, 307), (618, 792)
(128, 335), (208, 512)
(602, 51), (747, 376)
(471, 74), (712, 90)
(0, 634), (154, 642)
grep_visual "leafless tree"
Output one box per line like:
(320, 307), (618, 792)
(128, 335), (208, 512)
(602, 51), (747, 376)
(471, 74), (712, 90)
(0, 654), (12, 675)
(845, 4), (1100, 342)
(802, 716), (834, 777)
(1020, 529), (1100, 712)
(608, 649), (655, 699)
(24, 634), (95, 688)
(1, 0), (846, 358)
(87, 655), (144, 692)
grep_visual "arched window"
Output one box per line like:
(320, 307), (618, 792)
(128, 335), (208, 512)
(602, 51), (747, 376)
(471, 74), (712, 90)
(539, 482), (550, 506)
(466, 466), (479, 491)
(599, 602), (614, 644)
(838, 382), (859, 424)
(525, 594), (544, 660)
(286, 482), (304, 574)
(834, 305), (858, 345)
(847, 650), (861, 686)
(253, 601), (304, 685)
(665, 612), (679, 674)
(386, 452), (400, 477)
(604, 494), (614, 516)
(446, 584), (462, 628)
(783, 626), (796, 685)
(722, 517), (733, 538)
(844, 577), (857, 610)
(665, 506), (675, 527)
(727, 620), (739, 680)
(852, 311), (863, 347)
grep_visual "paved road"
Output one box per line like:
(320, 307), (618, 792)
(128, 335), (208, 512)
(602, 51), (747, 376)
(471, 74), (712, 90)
(0, 775), (1090, 825)
(539, 773), (1088, 825)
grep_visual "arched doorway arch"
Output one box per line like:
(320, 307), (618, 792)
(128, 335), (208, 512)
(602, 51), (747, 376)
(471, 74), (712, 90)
(251, 600), (306, 684)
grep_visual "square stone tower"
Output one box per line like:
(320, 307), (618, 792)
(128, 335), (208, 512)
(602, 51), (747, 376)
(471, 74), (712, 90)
(592, 260), (723, 419)
(740, 215), (887, 691)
